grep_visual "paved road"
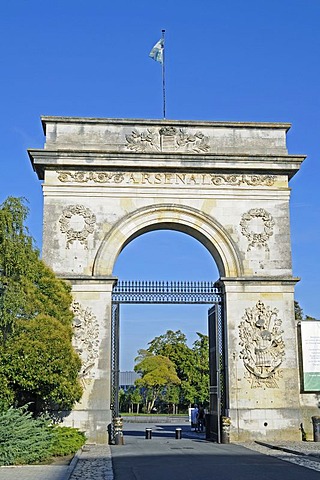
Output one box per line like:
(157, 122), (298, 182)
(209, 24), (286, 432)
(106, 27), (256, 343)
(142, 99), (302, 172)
(111, 422), (320, 480)
(1, 421), (320, 480)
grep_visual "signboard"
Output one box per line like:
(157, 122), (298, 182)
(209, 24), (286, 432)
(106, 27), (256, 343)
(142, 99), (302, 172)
(301, 321), (320, 392)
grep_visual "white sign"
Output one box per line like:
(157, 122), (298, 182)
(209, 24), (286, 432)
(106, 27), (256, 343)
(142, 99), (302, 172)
(301, 321), (320, 392)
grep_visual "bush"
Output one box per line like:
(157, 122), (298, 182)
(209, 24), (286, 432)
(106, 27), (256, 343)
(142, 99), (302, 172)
(0, 406), (52, 465)
(0, 406), (86, 465)
(50, 425), (86, 457)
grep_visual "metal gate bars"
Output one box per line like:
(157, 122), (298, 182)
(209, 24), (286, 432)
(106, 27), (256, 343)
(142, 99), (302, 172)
(110, 280), (226, 443)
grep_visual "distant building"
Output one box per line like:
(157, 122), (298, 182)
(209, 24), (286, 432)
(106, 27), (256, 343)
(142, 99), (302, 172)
(120, 371), (139, 391)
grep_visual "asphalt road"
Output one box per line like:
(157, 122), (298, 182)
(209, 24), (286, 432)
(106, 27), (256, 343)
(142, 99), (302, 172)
(111, 422), (320, 480)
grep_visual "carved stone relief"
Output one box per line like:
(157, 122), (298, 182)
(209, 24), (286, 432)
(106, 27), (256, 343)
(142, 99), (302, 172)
(57, 170), (275, 187)
(239, 301), (285, 388)
(125, 127), (210, 153)
(71, 301), (100, 383)
(59, 205), (96, 249)
(240, 208), (275, 251)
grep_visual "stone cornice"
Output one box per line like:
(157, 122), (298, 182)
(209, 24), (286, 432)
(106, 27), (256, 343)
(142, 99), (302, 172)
(28, 149), (305, 180)
(40, 115), (292, 133)
(58, 274), (118, 286)
(220, 276), (300, 285)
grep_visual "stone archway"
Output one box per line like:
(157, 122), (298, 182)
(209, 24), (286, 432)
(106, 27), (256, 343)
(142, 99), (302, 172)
(93, 203), (242, 278)
(29, 116), (306, 443)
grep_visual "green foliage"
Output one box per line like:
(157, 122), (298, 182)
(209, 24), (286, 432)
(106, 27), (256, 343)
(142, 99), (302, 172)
(146, 329), (210, 408)
(119, 386), (142, 413)
(50, 425), (86, 457)
(0, 406), (85, 465)
(0, 197), (82, 413)
(295, 300), (318, 322)
(134, 352), (180, 413)
(294, 301), (304, 322)
(0, 406), (53, 466)
(0, 316), (82, 410)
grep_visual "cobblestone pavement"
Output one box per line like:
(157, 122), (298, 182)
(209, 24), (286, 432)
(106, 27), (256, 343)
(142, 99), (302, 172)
(68, 444), (113, 480)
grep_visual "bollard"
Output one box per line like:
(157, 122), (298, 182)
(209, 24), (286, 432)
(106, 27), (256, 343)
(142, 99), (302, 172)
(175, 428), (182, 439)
(221, 416), (231, 444)
(312, 416), (320, 442)
(113, 416), (124, 445)
(145, 428), (152, 439)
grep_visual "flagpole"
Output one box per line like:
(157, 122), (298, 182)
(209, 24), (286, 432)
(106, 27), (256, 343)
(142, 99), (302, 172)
(161, 29), (166, 119)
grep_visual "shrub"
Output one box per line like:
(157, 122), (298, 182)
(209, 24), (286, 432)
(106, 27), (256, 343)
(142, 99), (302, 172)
(0, 406), (86, 465)
(0, 406), (52, 465)
(49, 425), (86, 457)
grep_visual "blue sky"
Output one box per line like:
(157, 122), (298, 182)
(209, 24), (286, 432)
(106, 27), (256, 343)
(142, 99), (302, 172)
(1, 0), (319, 369)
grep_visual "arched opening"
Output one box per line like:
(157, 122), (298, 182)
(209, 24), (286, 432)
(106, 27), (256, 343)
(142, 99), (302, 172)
(111, 229), (226, 441)
(93, 203), (242, 278)
(113, 229), (219, 371)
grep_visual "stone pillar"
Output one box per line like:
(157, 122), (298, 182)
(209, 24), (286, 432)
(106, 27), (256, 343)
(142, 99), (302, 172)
(222, 277), (301, 442)
(60, 276), (117, 444)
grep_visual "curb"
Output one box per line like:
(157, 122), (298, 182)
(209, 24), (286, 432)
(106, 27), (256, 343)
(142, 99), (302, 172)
(255, 441), (320, 460)
(63, 448), (83, 480)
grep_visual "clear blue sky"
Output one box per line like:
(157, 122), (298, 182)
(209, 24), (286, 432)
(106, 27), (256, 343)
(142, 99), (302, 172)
(1, 0), (319, 369)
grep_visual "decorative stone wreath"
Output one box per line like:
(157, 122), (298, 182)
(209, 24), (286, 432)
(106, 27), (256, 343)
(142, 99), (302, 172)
(59, 204), (96, 249)
(240, 208), (274, 252)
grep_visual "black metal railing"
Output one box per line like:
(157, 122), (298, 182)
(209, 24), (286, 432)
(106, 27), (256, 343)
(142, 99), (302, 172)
(112, 280), (222, 304)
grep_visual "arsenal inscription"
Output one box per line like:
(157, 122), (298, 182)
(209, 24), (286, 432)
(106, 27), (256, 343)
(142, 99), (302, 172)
(57, 171), (275, 187)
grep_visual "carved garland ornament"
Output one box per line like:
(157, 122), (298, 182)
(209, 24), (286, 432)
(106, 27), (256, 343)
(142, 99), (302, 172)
(240, 208), (275, 251)
(125, 126), (210, 153)
(239, 301), (285, 388)
(59, 205), (96, 249)
(71, 301), (100, 381)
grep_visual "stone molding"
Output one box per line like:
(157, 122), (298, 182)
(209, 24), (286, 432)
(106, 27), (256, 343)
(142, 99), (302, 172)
(59, 205), (96, 249)
(56, 170), (276, 187)
(239, 300), (285, 388)
(29, 149), (305, 181)
(240, 208), (275, 251)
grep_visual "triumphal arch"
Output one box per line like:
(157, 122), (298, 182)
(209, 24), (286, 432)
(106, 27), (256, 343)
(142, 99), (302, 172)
(29, 116), (306, 443)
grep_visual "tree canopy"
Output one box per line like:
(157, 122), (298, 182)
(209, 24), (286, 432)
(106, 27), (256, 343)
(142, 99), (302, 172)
(294, 300), (318, 322)
(147, 329), (210, 406)
(122, 329), (210, 414)
(134, 351), (180, 413)
(0, 197), (82, 413)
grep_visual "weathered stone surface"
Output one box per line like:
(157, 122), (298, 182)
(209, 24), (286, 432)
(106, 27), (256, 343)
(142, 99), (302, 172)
(29, 117), (309, 442)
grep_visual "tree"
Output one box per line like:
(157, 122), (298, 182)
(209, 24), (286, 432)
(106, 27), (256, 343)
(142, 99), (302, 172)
(294, 300), (318, 322)
(160, 385), (180, 414)
(0, 316), (82, 412)
(134, 352), (180, 413)
(131, 387), (142, 414)
(0, 197), (82, 413)
(147, 329), (210, 408)
(188, 333), (210, 405)
(147, 329), (194, 382)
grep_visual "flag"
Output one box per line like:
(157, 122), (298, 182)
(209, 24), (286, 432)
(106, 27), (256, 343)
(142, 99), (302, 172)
(149, 38), (163, 63)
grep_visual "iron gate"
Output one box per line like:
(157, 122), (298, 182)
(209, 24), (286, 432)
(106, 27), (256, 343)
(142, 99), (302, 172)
(110, 280), (227, 442)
